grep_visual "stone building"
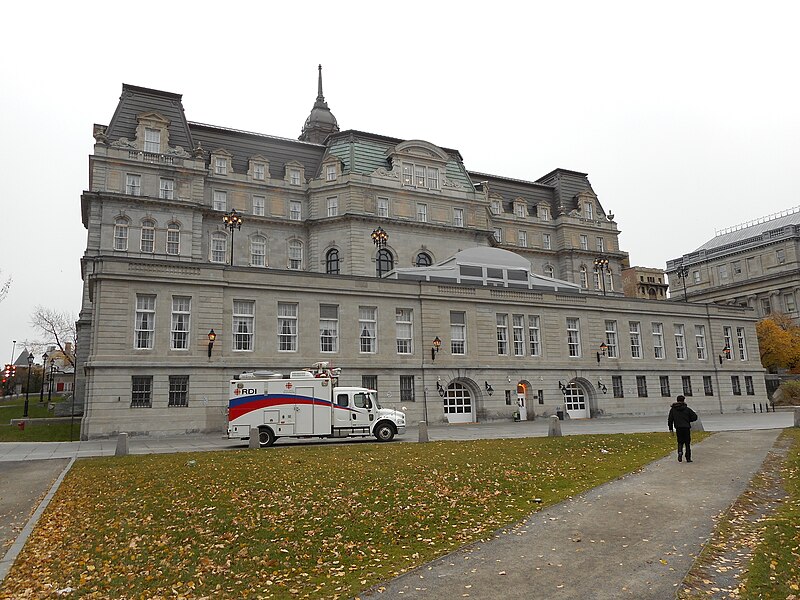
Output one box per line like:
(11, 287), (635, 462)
(622, 266), (670, 300)
(75, 74), (768, 438)
(666, 207), (800, 318)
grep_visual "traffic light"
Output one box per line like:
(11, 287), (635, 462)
(2, 364), (10, 379)
(10, 365), (16, 377)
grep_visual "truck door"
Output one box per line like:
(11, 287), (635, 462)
(295, 386), (315, 435)
(350, 391), (373, 431)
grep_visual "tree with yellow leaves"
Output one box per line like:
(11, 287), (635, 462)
(756, 312), (800, 373)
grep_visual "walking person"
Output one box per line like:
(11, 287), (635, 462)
(668, 395), (698, 462)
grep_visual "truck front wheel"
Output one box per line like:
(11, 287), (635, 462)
(374, 422), (395, 442)
(259, 427), (276, 448)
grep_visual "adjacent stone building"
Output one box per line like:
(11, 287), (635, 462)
(622, 266), (670, 300)
(75, 74), (768, 438)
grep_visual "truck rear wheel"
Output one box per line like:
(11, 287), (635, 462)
(259, 427), (276, 448)
(374, 422), (395, 442)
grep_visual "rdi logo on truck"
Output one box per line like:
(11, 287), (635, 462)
(227, 362), (406, 447)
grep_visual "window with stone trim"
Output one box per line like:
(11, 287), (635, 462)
(731, 375), (741, 395)
(140, 219), (155, 253)
(144, 128), (161, 153)
(126, 174), (141, 196)
(496, 313), (509, 355)
(326, 248), (340, 274)
(629, 321), (642, 358)
(233, 300), (255, 351)
(159, 178), (174, 200)
(605, 320), (618, 358)
(278, 302), (298, 352)
(395, 308), (413, 354)
(114, 218), (129, 251)
(451, 311), (466, 355)
(703, 376), (713, 396)
(210, 232), (226, 264)
(359, 306), (377, 353)
(512, 314), (525, 356)
(674, 324), (686, 359)
(134, 294), (156, 349)
(320, 304), (339, 353)
(250, 235), (267, 267)
(253, 196), (265, 216)
(131, 376), (152, 408)
(695, 325), (707, 360)
(170, 296), (190, 350)
(528, 315), (541, 357)
(636, 375), (648, 398)
(168, 375), (189, 407)
(682, 375), (693, 396)
(213, 190), (227, 211)
(400, 375), (415, 401)
(612, 375), (624, 398)
(566, 317), (581, 357)
(745, 375), (755, 395)
(166, 223), (180, 255)
(660, 376), (670, 397)
(736, 327), (748, 360)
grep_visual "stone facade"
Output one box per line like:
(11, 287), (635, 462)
(75, 81), (769, 439)
(622, 266), (669, 300)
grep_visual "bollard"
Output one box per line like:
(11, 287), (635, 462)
(249, 428), (260, 449)
(759, 403), (763, 413)
(418, 421), (429, 443)
(753, 403), (756, 414)
(115, 432), (129, 456)
(794, 407), (800, 428)
(548, 414), (562, 437)
(693, 417), (705, 432)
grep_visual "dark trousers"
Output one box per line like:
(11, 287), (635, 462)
(676, 428), (691, 460)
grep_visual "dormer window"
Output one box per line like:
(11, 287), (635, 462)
(326, 164), (336, 181)
(401, 163), (440, 190)
(253, 163), (266, 180)
(539, 205), (550, 221)
(289, 169), (301, 185)
(428, 168), (439, 189)
(144, 129), (161, 153)
(215, 157), (228, 175)
(514, 202), (526, 218)
(491, 200), (502, 215)
(584, 201), (593, 220)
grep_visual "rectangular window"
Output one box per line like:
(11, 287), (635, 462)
(253, 196), (265, 216)
(326, 164), (336, 181)
(636, 375), (648, 398)
(652, 322), (664, 359)
(660, 376), (670, 397)
(400, 376), (415, 402)
(528, 315), (541, 357)
(134, 294), (156, 349)
(732, 261), (742, 275)
(539, 206), (549, 221)
(703, 375), (714, 396)
(745, 375), (755, 395)
(168, 375), (189, 407)
(777, 248), (786, 263)
(451, 311), (466, 355)
(254, 163), (266, 180)
(416, 203), (428, 222)
(213, 191), (227, 211)
(605, 320), (618, 358)
(567, 317), (581, 357)
(319, 304), (339, 353)
(414, 165), (426, 187)
(359, 307), (377, 353)
(496, 313), (509, 355)
(428, 168), (439, 190)
(675, 324), (686, 360)
(278, 302), (298, 352)
(736, 327), (748, 360)
(114, 221), (128, 251)
(395, 308), (413, 354)
(453, 207), (464, 227)
(327, 196), (338, 217)
(512, 314), (525, 356)
(785, 294), (797, 313)
(215, 157), (227, 175)
(144, 128), (161, 153)
(612, 375), (624, 398)
(166, 226), (180, 255)
(682, 375), (693, 396)
(693, 270), (700, 283)
(579, 235), (588, 250)
(233, 300), (255, 351)
(629, 321), (641, 358)
(518, 231), (527, 247)
(543, 233), (551, 250)
(723, 326), (734, 360)
(170, 296), (190, 350)
(402, 164), (413, 186)
(377, 197), (390, 217)
(288, 241), (302, 270)
(289, 169), (301, 185)
(159, 178), (174, 200)
(211, 233), (226, 264)
(362, 375), (377, 391)
(140, 222), (155, 253)
(493, 228), (502, 243)
(718, 264), (728, 279)
(731, 376), (741, 395)
(131, 376), (152, 408)
(596, 237), (605, 252)
(290, 200), (302, 220)
(515, 203), (525, 217)
(584, 202), (593, 220)
(695, 325), (707, 360)
(491, 200), (502, 215)
(126, 174), (141, 196)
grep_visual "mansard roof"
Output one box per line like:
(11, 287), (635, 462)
(694, 207), (800, 252)
(468, 171), (557, 214)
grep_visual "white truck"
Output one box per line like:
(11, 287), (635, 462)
(227, 363), (406, 447)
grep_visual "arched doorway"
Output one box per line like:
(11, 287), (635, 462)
(443, 381), (474, 424)
(563, 383), (590, 419)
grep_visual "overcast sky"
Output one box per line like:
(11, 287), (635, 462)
(2, 1), (799, 361)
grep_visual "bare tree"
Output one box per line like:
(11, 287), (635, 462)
(30, 306), (77, 367)
(0, 269), (10, 304)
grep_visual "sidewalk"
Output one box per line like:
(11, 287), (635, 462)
(360, 429), (782, 599)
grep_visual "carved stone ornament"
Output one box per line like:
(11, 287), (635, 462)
(93, 125), (108, 144)
(165, 145), (190, 158)
(110, 137), (136, 149)
(373, 166), (400, 180)
(441, 176), (463, 190)
(193, 142), (205, 159)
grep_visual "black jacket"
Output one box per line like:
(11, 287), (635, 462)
(668, 402), (698, 430)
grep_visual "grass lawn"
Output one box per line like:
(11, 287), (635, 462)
(0, 432), (688, 599)
(0, 396), (78, 442)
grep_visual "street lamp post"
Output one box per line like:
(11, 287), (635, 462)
(39, 352), (48, 402)
(47, 359), (55, 404)
(222, 209), (243, 266)
(593, 257), (610, 296)
(23, 352), (33, 418)
(675, 264), (690, 302)
(371, 227), (388, 249)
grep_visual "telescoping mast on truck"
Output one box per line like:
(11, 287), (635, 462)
(227, 362), (406, 447)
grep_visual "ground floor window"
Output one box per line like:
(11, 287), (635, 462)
(169, 375), (189, 407)
(362, 375), (377, 391)
(612, 376), (623, 398)
(681, 375), (693, 396)
(659, 376), (670, 397)
(400, 375), (415, 402)
(636, 375), (648, 398)
(744, 375), (755, 395)
(703, 375), (713, 396)
(131, 376), (152, 408)
(731, 376), (742, 395)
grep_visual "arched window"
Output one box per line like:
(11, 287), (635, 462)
(288, 240), (303, 270)
(250, 235), (267, 267)
(579, 266), (588, 288)
(211, 231), (227, 263)
(326, 249), (340, 274)
(166, 222), (180, 255)
(376, 248), (394, 277)
(415, 252), (432, 267)
(544, 265), (555, 279)
(140, 219), (155, 253)
(113, 218), (129, 251)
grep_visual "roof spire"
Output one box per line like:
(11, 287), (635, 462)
(317, 64), (324, 103)
(299, 64), (339, 144)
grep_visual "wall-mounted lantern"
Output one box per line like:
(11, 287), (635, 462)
(207, 329), (217, 358)
(431, 336), (442, 360)
(484, 381), (494, 396)
(597, 342), (608, 363)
